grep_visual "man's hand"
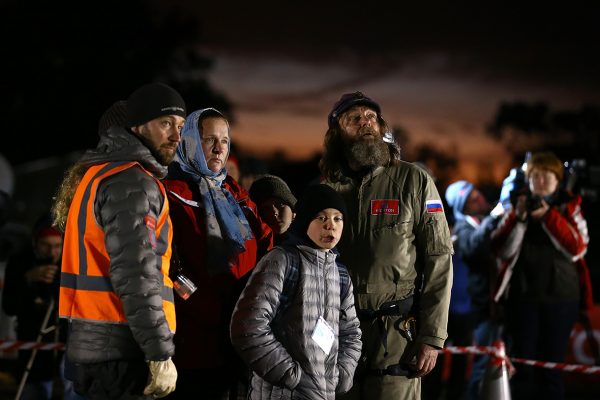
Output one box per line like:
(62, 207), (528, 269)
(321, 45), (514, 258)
(143, 358), (177, 398)
(412, 343), (438, 378)
(529, 199), (550, 220)
(25, 264), (58, 284)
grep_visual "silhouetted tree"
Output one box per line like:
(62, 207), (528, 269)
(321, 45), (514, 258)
(487, 101), (600, 162)
(412, 145), (459, 189)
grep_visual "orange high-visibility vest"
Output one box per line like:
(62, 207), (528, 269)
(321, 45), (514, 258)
(59, 161), (176, 332)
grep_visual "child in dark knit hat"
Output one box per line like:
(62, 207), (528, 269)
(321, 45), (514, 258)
(249, 174), (297, 245)
(231, 184), (362, 399)
(286, 183), (347, 246)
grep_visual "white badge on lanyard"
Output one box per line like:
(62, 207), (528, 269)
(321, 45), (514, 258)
(311, 316), (335, 355)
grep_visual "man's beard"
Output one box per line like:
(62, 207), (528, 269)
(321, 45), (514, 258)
(343, 130), (390, 171)
(153, 146), (177, 166)
(137, 127), (176, 166)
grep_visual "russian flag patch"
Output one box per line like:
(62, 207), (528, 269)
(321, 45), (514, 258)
(426, 200), (444, 213)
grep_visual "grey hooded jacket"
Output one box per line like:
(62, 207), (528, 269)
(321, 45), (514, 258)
(64, 127), (175, 363)
(230, 244), (362, 400)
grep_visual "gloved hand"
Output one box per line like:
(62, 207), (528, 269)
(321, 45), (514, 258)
(143, 358), (177, 398)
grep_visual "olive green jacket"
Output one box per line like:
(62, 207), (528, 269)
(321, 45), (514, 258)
(326, 161), (453, 350)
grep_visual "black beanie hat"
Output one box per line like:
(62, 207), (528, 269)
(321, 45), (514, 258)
(289, 184), (347, 237)
(126, 83), (186, 126)
(98, 100), (127, 135)
(249, 175), (297, 211)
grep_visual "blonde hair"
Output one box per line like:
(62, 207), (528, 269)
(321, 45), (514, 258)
(51, 163), (88, 232)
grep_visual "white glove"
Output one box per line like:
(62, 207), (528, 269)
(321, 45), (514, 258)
(143, 358), (177, 398)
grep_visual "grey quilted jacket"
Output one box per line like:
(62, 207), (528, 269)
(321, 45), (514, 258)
(230, 243), (362, 400)
(65, 127), (175, 363)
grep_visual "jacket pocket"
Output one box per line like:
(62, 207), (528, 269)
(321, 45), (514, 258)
(372, 220), (410, 234)
(425, 217), (452, 255)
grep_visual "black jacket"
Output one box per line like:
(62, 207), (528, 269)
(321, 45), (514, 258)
(452, 214), (498, 323)
(2, 247), (62, 380)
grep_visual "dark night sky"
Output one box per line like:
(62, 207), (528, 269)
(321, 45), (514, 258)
(196, 3), (600, 88)
(2, 1), (600, 181)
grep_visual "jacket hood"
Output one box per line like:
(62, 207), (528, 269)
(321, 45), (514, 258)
(171, 108), (230, 180)
(79, 127), (168, 179)
(445, 180), (474, 221)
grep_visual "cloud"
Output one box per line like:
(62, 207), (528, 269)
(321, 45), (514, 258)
(197, 3), (600, 91)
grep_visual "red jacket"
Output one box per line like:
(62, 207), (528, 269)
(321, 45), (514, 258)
(491, 191), (592, 310)
(163, 175), (273, 369)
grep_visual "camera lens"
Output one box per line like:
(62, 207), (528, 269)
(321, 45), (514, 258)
(527, 195), (542, 211)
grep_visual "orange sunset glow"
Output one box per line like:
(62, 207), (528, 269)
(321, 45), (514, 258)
(207, 51), (598, 187)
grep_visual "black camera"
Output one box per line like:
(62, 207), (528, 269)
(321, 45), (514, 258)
(501, 161), (544, 211)
(503, 174), (543, 211)
(525, 194), (543, 211)
(502, 168), (528, 209)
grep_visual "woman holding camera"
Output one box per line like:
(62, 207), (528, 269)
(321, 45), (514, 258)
(491, 152), (591, 400)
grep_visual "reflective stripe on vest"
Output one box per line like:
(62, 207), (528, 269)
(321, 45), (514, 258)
(59, 161), (176, 332)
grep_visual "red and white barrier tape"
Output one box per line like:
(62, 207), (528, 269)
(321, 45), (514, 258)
(2, 339), (599, 375)
(510, 357), (600, 375)
(442, 345), (498, 357)
(441, 343), (600, 376)
(0, 340), (64, 352)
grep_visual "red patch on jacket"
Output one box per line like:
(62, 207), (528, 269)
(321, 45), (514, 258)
(371, 199), (399, 215)
(144, 215), (157, 250)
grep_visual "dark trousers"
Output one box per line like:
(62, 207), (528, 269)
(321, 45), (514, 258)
(422, 312), (473, 400)
(507, 300), (578, 400)
(71, 359), (149, 400)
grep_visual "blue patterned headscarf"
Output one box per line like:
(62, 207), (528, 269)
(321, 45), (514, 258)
(171, 108), (253, 275)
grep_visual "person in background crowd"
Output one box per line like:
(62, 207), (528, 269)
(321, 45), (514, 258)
(52, 82), (186, 399)
(320, 91), (453, 400)
(445, 180), (502, 400)
(231, 183), (362, 400)
(249, 174), (297, 245)
(491, 151), (591, 400)
(2, 214), (63, 400)
(162, 108), (272, 399)
(0, 152), (29, 380)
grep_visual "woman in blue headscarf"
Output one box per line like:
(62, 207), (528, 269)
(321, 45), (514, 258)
(162, 108), (273, 399)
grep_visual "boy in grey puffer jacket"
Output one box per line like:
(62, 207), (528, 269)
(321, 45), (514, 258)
(231, 184), (362, 400)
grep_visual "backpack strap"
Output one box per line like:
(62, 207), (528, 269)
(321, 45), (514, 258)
(277, 244), (351, 316)
(278, 244), (300, 316)
(336, 259), (351, 301)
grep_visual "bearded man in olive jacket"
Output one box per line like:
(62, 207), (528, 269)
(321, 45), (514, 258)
(320, 92), (453, 400)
